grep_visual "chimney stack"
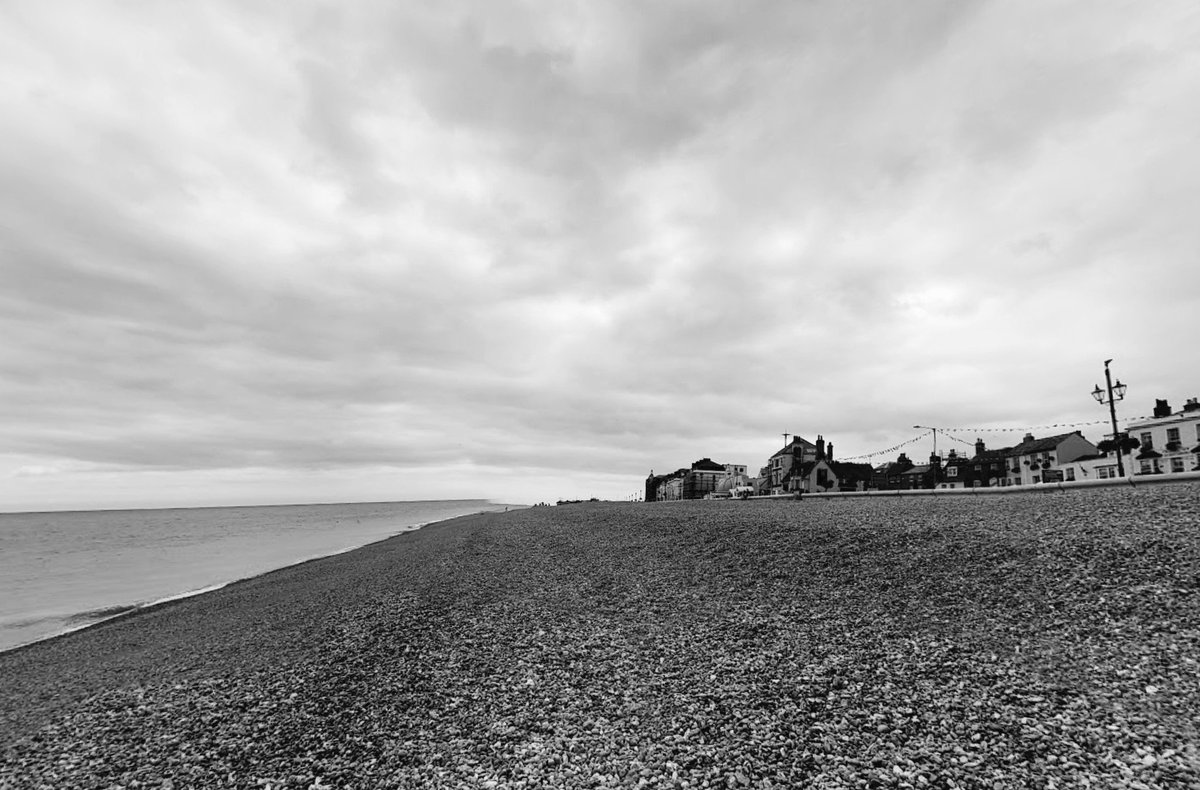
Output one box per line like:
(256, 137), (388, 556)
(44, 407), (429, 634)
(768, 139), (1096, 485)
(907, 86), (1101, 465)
(975, 438), (986, 457)
(815, 435), (825, 460)
(1154, 399), (1172, 418)
(827, 443), (833, 461)
(1023, 433), (1035, 444)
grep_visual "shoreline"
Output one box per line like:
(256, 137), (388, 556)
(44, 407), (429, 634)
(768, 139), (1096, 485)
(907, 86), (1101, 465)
(0, 508), (507, 657)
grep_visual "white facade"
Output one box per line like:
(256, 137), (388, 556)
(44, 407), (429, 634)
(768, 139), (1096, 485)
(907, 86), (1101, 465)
(1126, 399), (1200, 476)
(1055, 455), (1123, 484)
(1003, 432), (1101, 486)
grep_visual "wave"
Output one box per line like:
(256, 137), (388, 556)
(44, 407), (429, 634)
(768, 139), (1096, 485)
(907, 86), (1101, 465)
(65, 604), (140, 624)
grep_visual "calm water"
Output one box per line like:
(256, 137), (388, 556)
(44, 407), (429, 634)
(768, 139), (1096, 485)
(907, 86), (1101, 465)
(0, 499), (510, 652)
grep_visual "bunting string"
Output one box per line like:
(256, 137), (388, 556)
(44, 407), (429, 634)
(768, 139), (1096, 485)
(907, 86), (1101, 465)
(837, 416), (1155, 464)
(840, 433), (928, 462)
(934, 417), (1151, 433)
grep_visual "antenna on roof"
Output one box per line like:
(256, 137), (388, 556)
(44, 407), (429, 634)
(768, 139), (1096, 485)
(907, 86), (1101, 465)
(782, 432), (790, 446)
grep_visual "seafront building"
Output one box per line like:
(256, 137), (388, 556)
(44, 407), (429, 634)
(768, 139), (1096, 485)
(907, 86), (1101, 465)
(1001, 431), (1102, 486)
(763, 436), (818, 494)
(645, 458), (749, 501)
(1125, 398), (1200, 475)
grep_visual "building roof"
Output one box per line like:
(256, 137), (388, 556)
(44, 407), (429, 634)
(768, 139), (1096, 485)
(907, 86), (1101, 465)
(1007, 432), (1079, 456)
(970, 448), (1012, 463)
(769, 436), (816, 459)
(716, 474), (752, 493)
(796, 461), (818, 477)
(830, 461), (874, 481)
(1127, 400), (1200, 429)
(902, 464), (932, 476)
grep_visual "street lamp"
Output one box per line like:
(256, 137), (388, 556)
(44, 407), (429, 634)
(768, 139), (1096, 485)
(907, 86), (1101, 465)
(913, 425), (937, 457)
(1091, 358), (1128, 478)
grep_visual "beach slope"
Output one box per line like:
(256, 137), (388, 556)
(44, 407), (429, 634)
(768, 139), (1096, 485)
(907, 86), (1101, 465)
(3, 488), (1199, 787)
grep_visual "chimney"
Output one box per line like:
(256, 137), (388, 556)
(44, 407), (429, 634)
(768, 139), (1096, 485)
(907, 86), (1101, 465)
(930, 452), (941, 467)
(815, 435), (825, 460)
(1023, 433), (1035, 444)
(975, 438), (986, 457)
(1184, 398), (1200, 413)
(948, 449), (957, 460)
(826, 443), (833, 461)
(1154, 399), (1172, 418)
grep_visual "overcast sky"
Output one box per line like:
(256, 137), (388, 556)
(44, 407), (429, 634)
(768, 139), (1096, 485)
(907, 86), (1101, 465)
(3, 1), (1199, 511)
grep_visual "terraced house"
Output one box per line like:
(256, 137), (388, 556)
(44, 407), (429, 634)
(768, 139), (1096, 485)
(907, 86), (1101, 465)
(940, 440), (1011, 488)
(1002, 431), (1101, 486)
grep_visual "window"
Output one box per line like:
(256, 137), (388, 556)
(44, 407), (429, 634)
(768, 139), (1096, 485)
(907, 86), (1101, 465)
(1171, 457), (1185, 473)
(1065, 468), (1076, 481)
(1196, 423), (1200, 442)
(1097, 465), (1117, 479)
(1168, 428), (1181, 444)
(947, 466), (958, 478)
(1141, 432), (1153, 449)
(1140, 460), (1153, 475)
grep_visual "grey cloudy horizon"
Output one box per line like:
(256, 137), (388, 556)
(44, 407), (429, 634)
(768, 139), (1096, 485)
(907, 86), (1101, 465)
(3, 1), (1199, 511)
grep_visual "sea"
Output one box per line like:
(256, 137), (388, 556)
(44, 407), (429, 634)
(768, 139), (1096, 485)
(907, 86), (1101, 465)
(0, 499), (512, 653)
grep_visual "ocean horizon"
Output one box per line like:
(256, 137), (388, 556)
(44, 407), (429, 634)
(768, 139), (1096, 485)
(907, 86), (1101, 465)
(0, 498), (515, 653)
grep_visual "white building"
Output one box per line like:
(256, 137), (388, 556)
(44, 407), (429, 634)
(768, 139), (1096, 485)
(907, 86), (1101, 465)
(1056, 454), (1122, 483)
(1126, 397), (1200, 476)
(1003, 431), (1101, 486)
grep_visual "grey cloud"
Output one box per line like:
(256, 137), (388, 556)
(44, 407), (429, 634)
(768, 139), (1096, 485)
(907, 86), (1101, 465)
(3, 0), (1199, 508)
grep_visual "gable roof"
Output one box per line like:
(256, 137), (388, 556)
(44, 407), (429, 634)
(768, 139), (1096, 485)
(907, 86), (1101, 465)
(830, 461), (874, 481)
(770, 436), (816, 459)
(1007, 432), (1079, 456)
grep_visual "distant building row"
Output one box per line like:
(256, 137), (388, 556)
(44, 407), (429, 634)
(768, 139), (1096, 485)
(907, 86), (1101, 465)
(645, 395), (1200, 500)
(646, 435), (874, 501)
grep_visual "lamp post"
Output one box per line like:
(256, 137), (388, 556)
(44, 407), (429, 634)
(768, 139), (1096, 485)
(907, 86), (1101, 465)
(1091, 358), (1128, 478)
(913, 425), (937, 458)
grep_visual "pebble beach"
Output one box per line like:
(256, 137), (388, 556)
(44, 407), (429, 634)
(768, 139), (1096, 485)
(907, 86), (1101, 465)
(3, 485), (1199, 789)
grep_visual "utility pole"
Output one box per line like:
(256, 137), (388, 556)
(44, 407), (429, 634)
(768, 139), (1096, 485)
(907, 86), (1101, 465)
(913, 425), (937, 457)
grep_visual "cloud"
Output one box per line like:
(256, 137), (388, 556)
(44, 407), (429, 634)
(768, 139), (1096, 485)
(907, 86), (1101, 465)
(2, 0), (1198, 509)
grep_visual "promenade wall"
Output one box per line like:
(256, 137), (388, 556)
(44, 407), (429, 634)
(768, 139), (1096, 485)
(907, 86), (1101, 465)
(648, 470), (1200, 501)
(803, 470), (1200, 498)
